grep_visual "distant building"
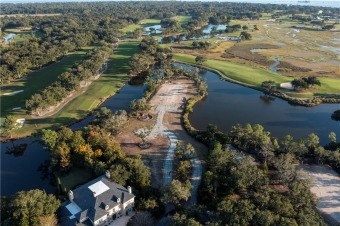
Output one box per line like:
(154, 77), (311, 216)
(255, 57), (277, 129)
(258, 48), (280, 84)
(59, 171), (135, 226)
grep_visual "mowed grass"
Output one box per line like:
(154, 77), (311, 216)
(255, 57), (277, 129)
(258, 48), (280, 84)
(1, 49), (91, 116)
(174, 53), (290, 85)
(2, 28), (43, 44)
(174, 53), (340, 94)
(172, 16), (192, 27)
(122, 19), (161, 33)
(14, 40), (140, 137)
(55, 167), (93, 193)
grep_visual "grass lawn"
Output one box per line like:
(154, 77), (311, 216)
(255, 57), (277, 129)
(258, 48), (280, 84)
(174, 53), (290, 85)
(55, 167), (93, 193)
(1, 49), (92, 116)
(3, 28), (43, 44)
(174, 53), (340, 95)
(172, 16), (192, 27)
(12, 40), (140, 137)
(122, 19), (161, 33)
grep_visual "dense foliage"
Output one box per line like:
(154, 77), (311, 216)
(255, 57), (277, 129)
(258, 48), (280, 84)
(40, 112), (151, 190)
(1, 189), (60, 226)
(25, 44), (112, 114)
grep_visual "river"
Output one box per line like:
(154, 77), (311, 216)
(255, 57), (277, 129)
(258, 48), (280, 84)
(1, 63), (339, 196)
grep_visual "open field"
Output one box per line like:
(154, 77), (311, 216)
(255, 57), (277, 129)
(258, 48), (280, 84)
(1, 49), (92, 116)
(121, 19), (161, 33)
(9, 40), (139, 138)
(241, 20), (340, 77)
(172, 15), (192, 27)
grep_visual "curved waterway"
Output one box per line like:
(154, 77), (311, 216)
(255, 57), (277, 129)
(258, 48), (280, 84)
(175, 63), (340, 144)
(1, 82), (145, 196)
(270, 56), (281, 73)
(2, 64), (340, 195)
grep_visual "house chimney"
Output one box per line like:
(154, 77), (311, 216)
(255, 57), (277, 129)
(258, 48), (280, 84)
(105, 170), (110, 179)
(127, 186), (132, 194)
(68, 190), (74, 201)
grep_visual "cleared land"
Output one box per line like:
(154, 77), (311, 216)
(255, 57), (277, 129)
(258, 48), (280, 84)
(1, 49), (92, 116)
(298, 165), (340, 225)
(116, 78), (207, 193)
(7, 41), (140, 138)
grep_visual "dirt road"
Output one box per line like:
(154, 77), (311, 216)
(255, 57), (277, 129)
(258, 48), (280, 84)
(148, 78), (207, 203)
(298, 165), (340, 225)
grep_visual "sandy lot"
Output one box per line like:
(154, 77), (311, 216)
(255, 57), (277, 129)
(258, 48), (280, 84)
(298, 165), (340, 225)
(148, 78), (207, 203)
(116, 77), (207, 202)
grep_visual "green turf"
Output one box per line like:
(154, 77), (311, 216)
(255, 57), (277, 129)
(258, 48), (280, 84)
(3, 28), (43, 44)
(172, 16), (192, 27)
(122, 19), (161, 33)
(14, 40), (140, 137)
(174, 53), (290, 85)
(55, 167), (93, 193)
(1, 50), (92, 116)
(174, 53), (340, 94)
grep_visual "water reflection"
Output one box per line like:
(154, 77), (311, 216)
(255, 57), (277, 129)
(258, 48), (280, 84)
(174, 63), (340, 144)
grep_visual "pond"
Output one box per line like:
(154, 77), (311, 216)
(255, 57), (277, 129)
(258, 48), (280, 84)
(175, 63), (340, 144)
(1, 81), (146, 196)
(145, 23), (228, 44)
(144, 24), (162, 35)
(3, 33), (15, 43)
(202, 24), (227, 34)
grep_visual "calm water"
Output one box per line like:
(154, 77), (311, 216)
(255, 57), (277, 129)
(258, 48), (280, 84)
(3, 33), (15, 43)
(179, 64), (340, 144)
(1, 82), (145, 196)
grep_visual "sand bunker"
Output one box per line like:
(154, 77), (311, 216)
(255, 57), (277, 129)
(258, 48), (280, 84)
(280, 82), (294, 90)
(2, 90), (24, 96)
(298, 165), (340, 225)
(15, 118), (25, 128)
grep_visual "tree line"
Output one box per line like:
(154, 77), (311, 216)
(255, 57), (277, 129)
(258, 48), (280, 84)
(25, 44), (112, 115)
(167, 122), (340, 225)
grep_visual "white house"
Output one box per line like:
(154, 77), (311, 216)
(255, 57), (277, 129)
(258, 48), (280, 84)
(59, 171), (135, 226)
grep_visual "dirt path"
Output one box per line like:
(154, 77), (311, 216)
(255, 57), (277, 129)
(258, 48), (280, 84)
(298, 165), (340, 225)
(148, 78), (207, 204)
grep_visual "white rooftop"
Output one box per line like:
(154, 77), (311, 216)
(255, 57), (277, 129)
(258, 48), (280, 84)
(88, 181), (110, 197)
(66, 202), (82, 219)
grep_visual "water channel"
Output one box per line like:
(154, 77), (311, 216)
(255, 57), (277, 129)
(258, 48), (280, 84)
(1, 82), (146, 196)
(2, 63), (339, 196)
